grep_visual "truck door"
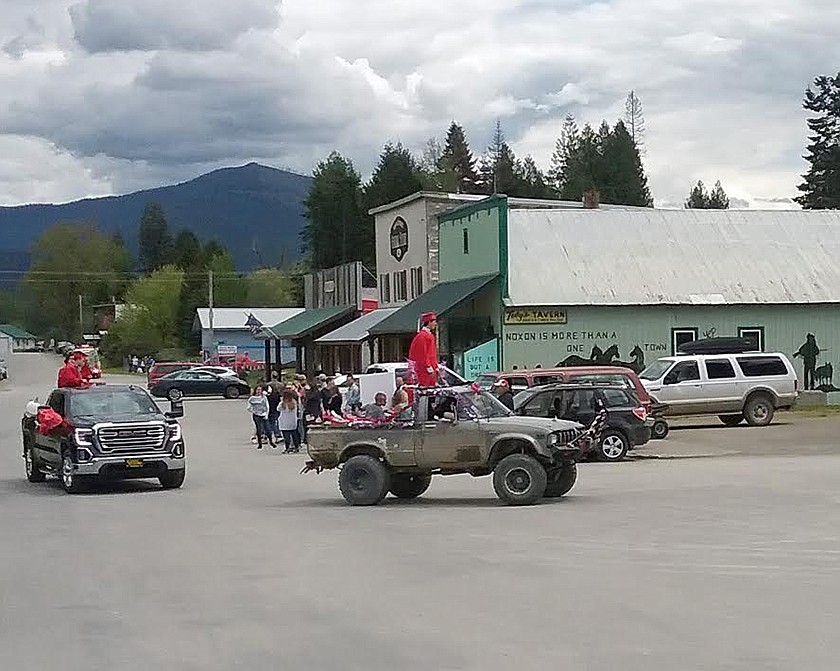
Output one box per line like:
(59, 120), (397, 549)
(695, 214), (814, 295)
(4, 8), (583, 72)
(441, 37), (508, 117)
(37, 391), (66, 469)
(415, 395), (483, 469)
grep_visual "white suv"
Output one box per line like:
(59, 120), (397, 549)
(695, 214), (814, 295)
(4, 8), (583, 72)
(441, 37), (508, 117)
(639, 352), (798, 426)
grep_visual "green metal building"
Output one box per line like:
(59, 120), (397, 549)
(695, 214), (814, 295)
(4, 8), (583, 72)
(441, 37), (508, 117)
(372, 196), (840, 389)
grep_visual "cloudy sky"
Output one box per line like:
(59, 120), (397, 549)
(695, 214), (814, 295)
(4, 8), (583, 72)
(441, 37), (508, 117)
(1, 0), (838, 208)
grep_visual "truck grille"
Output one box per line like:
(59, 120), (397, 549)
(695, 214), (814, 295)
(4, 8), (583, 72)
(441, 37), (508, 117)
(97, 423), (167, 453)
(554, 428), (582, 446)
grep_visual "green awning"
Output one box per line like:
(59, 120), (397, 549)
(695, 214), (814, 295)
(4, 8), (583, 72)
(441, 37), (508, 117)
(263, 306), (355, 340)
(369, 274), (498, 336)
(0, 324), (37, 340)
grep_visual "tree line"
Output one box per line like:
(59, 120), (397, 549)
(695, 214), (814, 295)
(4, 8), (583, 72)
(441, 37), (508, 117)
(0, 202), (302, 361)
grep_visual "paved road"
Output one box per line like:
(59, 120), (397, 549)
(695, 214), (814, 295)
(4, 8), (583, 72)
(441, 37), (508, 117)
(1, 354), (839, 670)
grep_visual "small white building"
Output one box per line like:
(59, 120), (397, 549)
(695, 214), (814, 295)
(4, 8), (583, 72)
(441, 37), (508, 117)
(0, 324), (38, 352)
(193, 308), (303, 363)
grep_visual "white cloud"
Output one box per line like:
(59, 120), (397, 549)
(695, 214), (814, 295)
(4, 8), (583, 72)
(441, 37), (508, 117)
(1, 0), (839, 207)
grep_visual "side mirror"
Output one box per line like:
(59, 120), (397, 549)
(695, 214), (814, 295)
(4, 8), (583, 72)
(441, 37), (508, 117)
(166, 399), (184, 419)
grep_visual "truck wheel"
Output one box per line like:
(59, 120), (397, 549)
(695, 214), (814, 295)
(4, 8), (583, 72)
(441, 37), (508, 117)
(24, 442), (46, 483)
(744, 394), (774, 427)
(224, 385), (241, 399)
(61, 453), (90, 494)
(389, 474), (432, 499)
(544, 463), (577, 498)
(651, 420), (669, 439)
(167, 388), (183, 402)
(719, 414), (744, 427)
(339, 455), (391, 506)
(596, 431), (629, 462)
(492, 454), (547, 506)
(159, 469), (186, 490)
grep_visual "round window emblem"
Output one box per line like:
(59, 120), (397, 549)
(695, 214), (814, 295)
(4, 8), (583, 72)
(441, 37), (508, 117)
(389, 217), (408, 262)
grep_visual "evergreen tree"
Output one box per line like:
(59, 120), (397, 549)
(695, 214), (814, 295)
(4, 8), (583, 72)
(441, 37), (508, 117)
(138, 202), (173, 273)
(172, 230), (203, 270)
(477, 120), (506, 194)
(624, 90), (646, 153)
(560, 123), (602, 201)
(438, 122), (480, 193)
(600, 121), (653, 207)
(796, 73), (840, 209)
(708, 180), (730, 209)
(364, 142), (425, 211)
(302, 152), (369, 269)
(548, 115), (580, 196)
(685, 180), (710, 208)
(518, 156), (553, 199)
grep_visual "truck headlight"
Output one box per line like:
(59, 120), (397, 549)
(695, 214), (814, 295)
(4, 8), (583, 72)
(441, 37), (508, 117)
(168, 423), (182, 442)
(74, 428), (93, 446)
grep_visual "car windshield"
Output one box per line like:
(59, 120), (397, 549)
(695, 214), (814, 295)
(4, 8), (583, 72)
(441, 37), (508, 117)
(459, 390), (513, 418)
(70, 389), (160, 418)
(512, 388), (539, 410)
(474, 374), (498, 390)
(640, 359), (674, 381)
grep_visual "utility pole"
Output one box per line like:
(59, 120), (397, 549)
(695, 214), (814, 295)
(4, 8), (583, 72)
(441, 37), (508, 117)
(78, 295), (84, 341)
(208, 269), (215, 360)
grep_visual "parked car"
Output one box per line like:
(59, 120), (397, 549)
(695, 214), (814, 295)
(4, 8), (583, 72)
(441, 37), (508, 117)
(149, 369), (251, 401)
(513, 382), (651, 462)
(639, 352), (798, 426)
(190, 366), (242, 378)
(476, 366), (653, 411)
(21, 384), (186, 493)
(147, 361), (196, 386)
(303, 385), (591, 506)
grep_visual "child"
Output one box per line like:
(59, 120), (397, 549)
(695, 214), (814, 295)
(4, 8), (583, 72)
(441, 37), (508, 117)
(278, 389), (302, 453)
(247, 384), (274, 449)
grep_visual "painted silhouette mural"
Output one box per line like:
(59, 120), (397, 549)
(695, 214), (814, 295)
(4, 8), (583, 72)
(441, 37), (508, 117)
(794, 333), (836, 391)
(557, 344), (646, 373)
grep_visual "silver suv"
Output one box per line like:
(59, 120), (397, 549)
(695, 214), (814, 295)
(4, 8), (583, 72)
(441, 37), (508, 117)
(639, 352), (797, 426)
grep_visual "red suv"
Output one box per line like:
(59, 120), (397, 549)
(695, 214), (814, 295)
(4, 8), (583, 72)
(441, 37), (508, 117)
(475, 366), (653, 412)
(147, 362), (196, 386)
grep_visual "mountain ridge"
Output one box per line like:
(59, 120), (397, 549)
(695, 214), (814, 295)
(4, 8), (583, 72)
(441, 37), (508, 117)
(0, 163), (313, 272)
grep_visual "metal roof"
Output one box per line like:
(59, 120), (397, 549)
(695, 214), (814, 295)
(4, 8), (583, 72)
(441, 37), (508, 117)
(507, 208), (840, 306)
(315, 308), (399, 344)
(0, 324), (37, 339)
(265, 306), (356, 340)
(194, 308), (304, 331)
(370, 274), (498, 335)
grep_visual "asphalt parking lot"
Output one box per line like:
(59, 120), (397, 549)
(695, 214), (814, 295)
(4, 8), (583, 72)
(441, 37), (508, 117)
(1, 353), (839, 670)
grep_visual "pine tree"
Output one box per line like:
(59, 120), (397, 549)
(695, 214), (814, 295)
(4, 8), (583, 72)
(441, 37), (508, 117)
(519, 156), (552, 199)
(364, 142), (425, 210)
(624, 90), (646, 154)
(138, 202), (173, 273)
(438, 122), (480, 193)
(600, 121), (653, 206)
(548, 115), (580, 196)
(302, 152), (369, 269)
(476, 120), (506, 194)
(685, 180), (710, 208)
(708, 180), (730, 209)
(560, 123), (601, 201)
(796, 73), (840, 209)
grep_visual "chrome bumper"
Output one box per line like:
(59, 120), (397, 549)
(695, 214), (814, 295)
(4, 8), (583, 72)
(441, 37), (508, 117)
(74, 452), (185, 476)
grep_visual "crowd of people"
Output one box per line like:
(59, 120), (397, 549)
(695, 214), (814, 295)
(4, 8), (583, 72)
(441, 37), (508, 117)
(245, 371), (416, 450)
(127, 354), (155, 374)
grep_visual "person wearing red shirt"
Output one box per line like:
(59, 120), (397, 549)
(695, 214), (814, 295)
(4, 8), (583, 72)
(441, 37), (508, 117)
(58, 353), (91, 389)
(408, 312), (440, 388)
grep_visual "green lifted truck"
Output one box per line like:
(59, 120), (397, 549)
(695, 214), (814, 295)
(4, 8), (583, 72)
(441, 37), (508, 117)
(304, 386), (597, 506)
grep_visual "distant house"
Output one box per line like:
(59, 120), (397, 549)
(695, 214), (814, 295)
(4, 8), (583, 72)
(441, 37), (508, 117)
(193, 308), (304, 363)
(0, 324), (38, 352)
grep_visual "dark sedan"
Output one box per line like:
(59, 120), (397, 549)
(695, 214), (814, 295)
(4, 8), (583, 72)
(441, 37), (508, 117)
(514, 383), (652, 462)
(149, 369), (251, 401)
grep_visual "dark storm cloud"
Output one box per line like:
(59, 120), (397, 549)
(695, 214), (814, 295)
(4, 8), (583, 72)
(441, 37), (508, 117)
(69, 0), (281, 52)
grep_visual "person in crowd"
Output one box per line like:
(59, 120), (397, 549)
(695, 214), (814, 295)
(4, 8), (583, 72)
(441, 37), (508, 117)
(360, 392), (388, 419)
(391, 383), (414, 421)
(326, 381), (343, 415)
(278, 389), (302, 453)
(266, 382), (283, 443)
(492, 379), (515, 411)
(345, 373), (361, 413)
(58, 352), (91, 389)
(131, 355), (140, 373)
(408, 312), (440, 387)
(293, 375), (307, 443)
(302, 377), (323, 436)
(247, 384), (274, 449)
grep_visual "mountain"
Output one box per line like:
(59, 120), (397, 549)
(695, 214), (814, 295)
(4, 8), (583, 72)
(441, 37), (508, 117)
(0, 163), (312, 273)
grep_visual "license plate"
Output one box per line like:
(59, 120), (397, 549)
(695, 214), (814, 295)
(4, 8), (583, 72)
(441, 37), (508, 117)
(125, 459), (144, 468)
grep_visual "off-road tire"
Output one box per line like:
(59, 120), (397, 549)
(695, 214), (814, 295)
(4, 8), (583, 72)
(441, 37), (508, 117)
(596, 430), (629, 462)
(744, 394), (774, 427)
(24, 440), (46, 483)
(167, 388), (183, 402)
(339, 455), (391, 506)
(719, 414), (745, 427)
(544, 463), (577, 498)
(651, 420), (669, 440)
(61, 453), (90, 494)
(389, 474), (432, 499)
(159, 469), (186, 490)
(492, 454), (547, 506)
(224, 385), (241, 400)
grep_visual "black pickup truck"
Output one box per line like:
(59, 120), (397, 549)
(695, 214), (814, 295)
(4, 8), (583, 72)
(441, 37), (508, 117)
(21, 384), (186, 494)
